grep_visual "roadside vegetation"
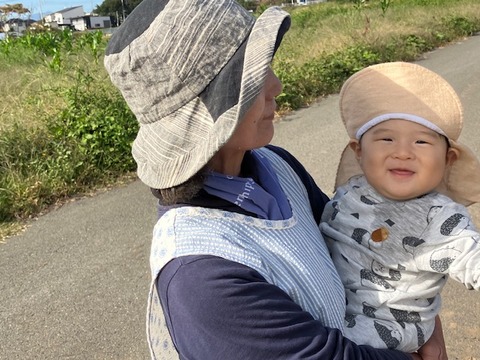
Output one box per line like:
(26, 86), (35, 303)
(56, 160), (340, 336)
(1, 0), (480, 240)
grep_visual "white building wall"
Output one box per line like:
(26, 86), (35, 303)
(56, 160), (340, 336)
(71, 18), (86, 31)
(44, 6), (84, 27)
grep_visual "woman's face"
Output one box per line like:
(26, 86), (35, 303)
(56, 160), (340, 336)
(224, 67), (283, 152)
(208, 67), (282, 175)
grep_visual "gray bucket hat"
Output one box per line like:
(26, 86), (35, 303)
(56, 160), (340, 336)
(104, 0), (290, 189)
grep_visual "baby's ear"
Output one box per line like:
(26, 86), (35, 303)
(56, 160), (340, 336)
(349, 139), (361, 161)
(446, 147), (459, 166)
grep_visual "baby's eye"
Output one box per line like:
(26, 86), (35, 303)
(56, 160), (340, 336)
(380, 138), (393, 142)
(416, 140), (429, 144)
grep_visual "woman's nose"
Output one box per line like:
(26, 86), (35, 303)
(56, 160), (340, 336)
(266, 68), (283, 99)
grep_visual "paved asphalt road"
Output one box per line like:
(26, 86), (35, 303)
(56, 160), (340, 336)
(1, 35), (479, 360)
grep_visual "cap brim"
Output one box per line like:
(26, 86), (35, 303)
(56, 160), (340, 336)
(438, 140), (480, 206)
(334, 144), (363, 192)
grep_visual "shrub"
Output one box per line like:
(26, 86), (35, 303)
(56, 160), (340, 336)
(444, 16), (478, 37)
(0, 123), (63, 221)
(2, 0), (480, 234)
(47, 70), (138, 174)
(275, 44), (381, 110)
(0, 65), (137, 222)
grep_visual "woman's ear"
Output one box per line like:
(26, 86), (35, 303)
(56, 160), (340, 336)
(446, 147), (459, 166)
(349, 139), (362, 161)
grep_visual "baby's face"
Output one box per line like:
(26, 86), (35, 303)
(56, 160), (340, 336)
(350, 119), (457, 201)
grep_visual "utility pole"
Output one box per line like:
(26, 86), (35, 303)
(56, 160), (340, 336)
(120, 0), (126, 23)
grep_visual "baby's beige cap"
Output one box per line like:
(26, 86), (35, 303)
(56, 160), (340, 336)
(335, 61), (480, 206)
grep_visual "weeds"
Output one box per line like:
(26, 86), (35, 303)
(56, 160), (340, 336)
(445, 15), (478, 36)
(379, 0), (392, 16)
(1, 0), (480, 238)
(47, 69), (137, 175)
(273, 0), (480, 110)
(0, 30), (136, 227)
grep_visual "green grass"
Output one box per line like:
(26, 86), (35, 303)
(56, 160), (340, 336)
(0, 29), (138, 239)
(272, 0), (480, 109)
(1, 0), (480, 240)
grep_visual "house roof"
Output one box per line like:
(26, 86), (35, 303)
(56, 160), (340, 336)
(6, 18), (36, 25)
(52, 6), (83, 14)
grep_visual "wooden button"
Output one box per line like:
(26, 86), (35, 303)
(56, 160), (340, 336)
(371, 227), (389, 242)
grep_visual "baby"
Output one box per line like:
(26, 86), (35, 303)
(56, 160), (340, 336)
(321, 62), (480, 352)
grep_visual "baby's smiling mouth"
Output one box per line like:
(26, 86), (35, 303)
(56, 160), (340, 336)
(389, 168), (415, 176)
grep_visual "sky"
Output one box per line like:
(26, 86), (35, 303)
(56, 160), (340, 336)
(0, 0), (103, 19)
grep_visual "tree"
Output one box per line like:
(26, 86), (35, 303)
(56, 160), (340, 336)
(0, 3), (30, 18)
(93, 0), (267, 25)
(94, 0), (143, 22)
(0, 3), (31, 35)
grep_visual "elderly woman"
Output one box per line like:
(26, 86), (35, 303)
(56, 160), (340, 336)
(104, 0), (446, 359)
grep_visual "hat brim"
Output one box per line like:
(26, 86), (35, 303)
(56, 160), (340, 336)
(133, 6), (290, 189)
(439, 140), (480, 206)
(334, 144), (362, 193)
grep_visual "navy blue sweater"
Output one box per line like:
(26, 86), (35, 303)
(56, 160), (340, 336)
(156, 145), (411, 360)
